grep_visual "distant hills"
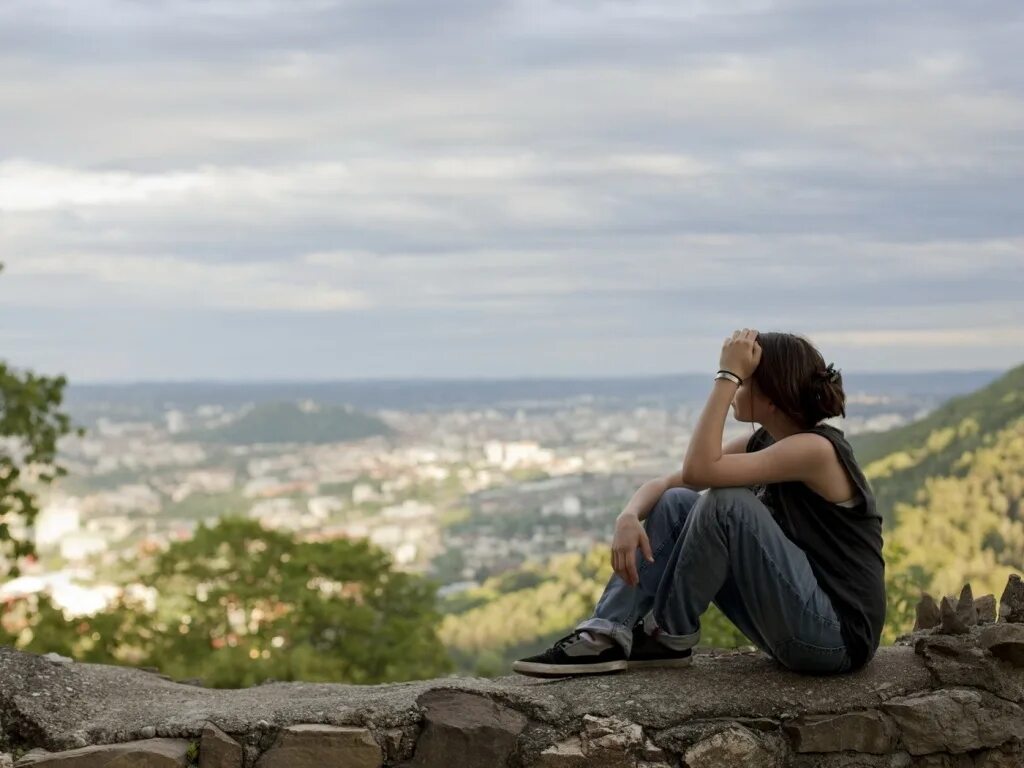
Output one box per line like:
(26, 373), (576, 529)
(851, 362), (1024, 525)
(65, 369), (1002, 417)
(193, 401), (392, 445)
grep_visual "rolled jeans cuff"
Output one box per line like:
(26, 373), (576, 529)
(643, 609), (701, 651)
(574, 617), (635, 656)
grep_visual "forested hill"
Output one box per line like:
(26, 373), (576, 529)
(187, 401), (392, 445)
(851, 361), (1024, 526)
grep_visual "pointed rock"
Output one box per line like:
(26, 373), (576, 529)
(999, 574), (1024, 623)
(956, 583), (978, 626)
(914, 593), (941, 631)
(975, 594), (997, 624)
(939, 595), (969, 634)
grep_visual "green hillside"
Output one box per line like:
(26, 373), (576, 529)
(193, 402), (392, 445)
(851, 362), (1024, 524)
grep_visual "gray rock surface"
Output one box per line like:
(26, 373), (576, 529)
(4, 613), (1024, 768)
(409, 689), (526, 768)
(974, 594), (997, 624)
(254, 725), (381, 768)
(784, 710), (898, 754)
(13, 738), (190, 767)
(0, 645), (928, 754)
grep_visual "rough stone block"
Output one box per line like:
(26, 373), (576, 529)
(783, 710), (898, 754)
(410, 690), (527, 768)
(532, 737), (587, 767)
(683, 724), (779, 768)
(881, 688), (1024, 755)
(973, 745), (1024, 767)
(254, 725), (381, 768)
(978, 623), (1024, 666)
(13, 738), (190, 767)
(790, 753), (912, 767)
(975, 594), (997, 624)
(199, 723), (243, 768)
(581, 714), (643, 755)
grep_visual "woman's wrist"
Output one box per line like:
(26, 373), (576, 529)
(715, 369), (742, 385)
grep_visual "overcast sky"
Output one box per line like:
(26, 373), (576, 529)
(1, 0), (1022, 382)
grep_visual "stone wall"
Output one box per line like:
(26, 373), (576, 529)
(3, 577), (1024, 768)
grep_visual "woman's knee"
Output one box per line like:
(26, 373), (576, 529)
(704, 486), (758, 507)
(772, 637), (852, 675)
(652, 487), (699, 522)
(703, 487), (771, 524)
(645, 487), (699, 538)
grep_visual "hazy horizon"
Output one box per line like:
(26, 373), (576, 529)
(64, 365), (1010, 386)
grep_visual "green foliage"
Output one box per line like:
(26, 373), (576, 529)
(853, 362), (1024, 524)
(854, 362), (1024, 637)
(0, 260), (83, 578)
(883, 416), (1024, 601)
(2, 517), (453, 687)
(188, 402), (392, 445)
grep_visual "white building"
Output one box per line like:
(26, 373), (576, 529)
(59, 533), (108, 561)
(34, 501), (81, 552)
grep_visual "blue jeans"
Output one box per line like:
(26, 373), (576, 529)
(576, 486), (853, 675)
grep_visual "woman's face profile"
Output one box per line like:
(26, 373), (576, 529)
(731, 377), (763, 423)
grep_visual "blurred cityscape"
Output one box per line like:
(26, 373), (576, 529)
(3, 371), (999, 620)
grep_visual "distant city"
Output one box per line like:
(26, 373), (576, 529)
(5, 370), (1002, 618)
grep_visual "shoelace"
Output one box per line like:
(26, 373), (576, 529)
(552, 631), (585, 651)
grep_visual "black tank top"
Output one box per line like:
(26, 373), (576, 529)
(746, 423), (886, 670)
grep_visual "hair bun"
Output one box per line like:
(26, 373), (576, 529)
(822, 362), (840, 383)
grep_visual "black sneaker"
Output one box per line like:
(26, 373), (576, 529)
(512, 630), (628, 677)
(627, 621), (693, 669)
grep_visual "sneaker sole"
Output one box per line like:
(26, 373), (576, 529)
(627, 656), (693, 669)
(511, 659), (628, 677)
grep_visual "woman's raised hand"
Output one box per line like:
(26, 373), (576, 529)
(611, 513), (654, 587)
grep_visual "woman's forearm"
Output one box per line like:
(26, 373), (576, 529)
(681, 378), (738, 482)
(618, 476), (671, 522)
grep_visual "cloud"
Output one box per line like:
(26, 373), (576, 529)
(811, 327), (1024, 348)
(6, 254), (368, 312)
(0, 0), (1021, 378)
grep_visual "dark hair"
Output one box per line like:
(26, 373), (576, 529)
(750, 331), (846, 429)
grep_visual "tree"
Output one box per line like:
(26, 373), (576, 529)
(2, 517), (454, 686)
(139, 516), (452, 686)
(0, 262), (83, 579)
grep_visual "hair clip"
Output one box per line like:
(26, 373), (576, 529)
(824, 362), (840, 383)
